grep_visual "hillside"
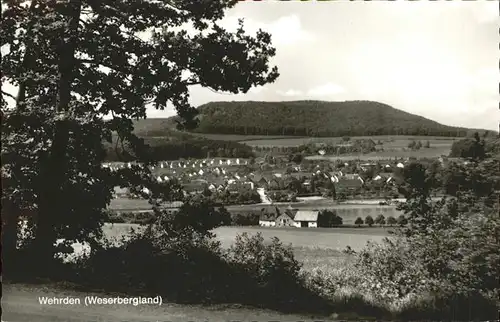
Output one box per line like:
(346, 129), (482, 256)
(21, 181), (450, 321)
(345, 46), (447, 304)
(104, 129), (253, 161)
(153, 100), (480, 138)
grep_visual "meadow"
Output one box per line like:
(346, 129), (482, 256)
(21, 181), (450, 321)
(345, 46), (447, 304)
(306, 147), (451, 160)
(101, 223), (391, 253)
(188, 133), (305, 141)
(109, 198), (403, 225)
(238, 135), (459, 147)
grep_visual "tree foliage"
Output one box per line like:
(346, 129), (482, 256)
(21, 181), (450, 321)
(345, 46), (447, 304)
(449, 132), (486, 160)
(318, 209), (342, 227)
(352, 158), (500, 319)
(1, 0), (278, 268)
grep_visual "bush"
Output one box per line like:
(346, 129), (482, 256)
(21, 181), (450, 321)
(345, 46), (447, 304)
(230, 212), (259, 226)
(344, 160), (500, 320)
(318, 210), (343, 227)
(374, 214), (386, 227)
(386, 216), (397, 226)
(355, 217), (364, 227)
(365, 215), (374, 227)
(397, 215), (408, 226)
(225, 232), (332, 312)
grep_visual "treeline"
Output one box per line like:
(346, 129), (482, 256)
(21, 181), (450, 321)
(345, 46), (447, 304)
(253, 139), (377, 155)
(104, 132), (254, 161)
(449, 132), (499, 160)
(180, 100), (475, 137)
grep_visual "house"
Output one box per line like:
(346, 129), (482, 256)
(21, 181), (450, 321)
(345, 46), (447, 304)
(373, 173), (394, 184)
(329, 172), (341, 183)
(227, 181), (253, 194)
(335, 178), (363, 192)
(182, 181), (206, 194)
(249, 174), (269, 187)
(275, 212), (295, 227)
(159, 201), (184, 215)
(113, 186), (129, 198)
(343, 173), (364, 183)
(259, 213), (277, 227)
(267, 177), (284, 191)
(293, 210), (319, 228)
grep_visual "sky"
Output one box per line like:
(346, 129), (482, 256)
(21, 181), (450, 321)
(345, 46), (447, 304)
(2, 1), (498, 131)
(150, 0), (498, 131)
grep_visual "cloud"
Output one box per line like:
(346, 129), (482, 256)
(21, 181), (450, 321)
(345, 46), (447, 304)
(248, 86), (268, 94)
(220, 14), (316, 46)
(306, 82), (345, 97)
(276, 89), (303, 97)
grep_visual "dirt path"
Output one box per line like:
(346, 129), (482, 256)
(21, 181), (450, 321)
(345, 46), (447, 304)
(2, 283), (330, 322)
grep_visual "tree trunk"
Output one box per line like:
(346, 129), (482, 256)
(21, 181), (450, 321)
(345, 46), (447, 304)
(34, 0), (82, 272)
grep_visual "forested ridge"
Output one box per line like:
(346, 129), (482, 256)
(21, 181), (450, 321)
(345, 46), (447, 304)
(159, 100), (481, 137)
(104, 129), (254, 161)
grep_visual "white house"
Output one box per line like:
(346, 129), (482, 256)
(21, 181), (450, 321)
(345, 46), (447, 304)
(259, 213), (276, 227)
(397, 162), (405, 168)
(293, 210), (319, 228)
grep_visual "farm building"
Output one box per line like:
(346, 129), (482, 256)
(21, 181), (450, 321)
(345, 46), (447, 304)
(157, 201), (184, 215)
(293, 210), (319, 228)
(275, 212), (295, 227)
(113, 186), (129, 198)
(259, 213), (277, 227)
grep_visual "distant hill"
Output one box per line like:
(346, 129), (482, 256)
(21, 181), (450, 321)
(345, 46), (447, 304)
(153, 100), (482, 138)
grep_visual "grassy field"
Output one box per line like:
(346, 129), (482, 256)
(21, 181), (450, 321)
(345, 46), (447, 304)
(188, 133), (305, 141)
(306, 147), (451, 160)
(239, 135), (459, 147)
(101, 223), (391, 252)
(108, 198), (403, 225)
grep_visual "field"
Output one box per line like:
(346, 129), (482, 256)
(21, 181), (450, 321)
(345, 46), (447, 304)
(239, 135), (459, 147)
(109, 198), (403, 225)
(101, 223), (391, 252)
(188, 133), (305, 141)
(306, 147), (451, 160)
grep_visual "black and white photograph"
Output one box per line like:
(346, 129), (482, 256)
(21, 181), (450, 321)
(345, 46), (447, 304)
(1, 0), (499, 321)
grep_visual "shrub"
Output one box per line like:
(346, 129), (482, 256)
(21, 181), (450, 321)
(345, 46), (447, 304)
(374, 214), (386, 227)
(386, 216), (397, 226)
(318, 210), (343, 227)
(365, 215), (374, 227)
(355, 217), (364, 227)
(226, 232), (302, 292)
(231, 213), (259, 226)
(397, 215), (408, 226)
(225, 232), (332, 312)
(347, 160), (500, 320)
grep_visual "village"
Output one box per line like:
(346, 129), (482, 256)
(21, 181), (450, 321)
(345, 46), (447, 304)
(103, 155), (449, 228)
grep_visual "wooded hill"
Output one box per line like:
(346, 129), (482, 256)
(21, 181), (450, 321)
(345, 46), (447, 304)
(163, 100), (479, 137)
(104, 129), (254, 162)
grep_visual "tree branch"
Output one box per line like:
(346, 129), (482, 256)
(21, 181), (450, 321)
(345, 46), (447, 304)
(2, 91), (16, 100)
